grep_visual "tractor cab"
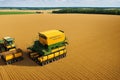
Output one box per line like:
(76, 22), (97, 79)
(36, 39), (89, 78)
(3, 37), (16, 50)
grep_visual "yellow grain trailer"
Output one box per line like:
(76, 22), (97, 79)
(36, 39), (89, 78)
(0, 37), (23, 64)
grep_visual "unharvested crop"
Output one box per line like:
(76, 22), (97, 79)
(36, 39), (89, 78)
(0, 13), (120, 80)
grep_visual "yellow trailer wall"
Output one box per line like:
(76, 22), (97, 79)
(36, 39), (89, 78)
(3, 54), (14, 61)
(38, 49), (66, 62)
(39, 30), (65, 45)
(39, 36), (47, 45)
(14, 52), (22, 58)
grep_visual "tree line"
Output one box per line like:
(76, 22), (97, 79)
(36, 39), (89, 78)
(52, 8), (120, 15)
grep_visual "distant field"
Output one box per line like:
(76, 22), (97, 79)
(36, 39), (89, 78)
(52, 8), (120, 15)
(0, 9), (59, 15)
(0, 7), (120, 15)
(0, 11), (36, 15)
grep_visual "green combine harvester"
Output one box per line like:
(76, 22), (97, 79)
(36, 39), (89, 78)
(0, 37), (23, 64)
(28, 30), (68, 66)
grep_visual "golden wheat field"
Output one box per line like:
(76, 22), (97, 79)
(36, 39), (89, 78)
(0, 13), (120, 80)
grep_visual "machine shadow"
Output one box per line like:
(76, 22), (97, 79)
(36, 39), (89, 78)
(0, 51), (39, 67)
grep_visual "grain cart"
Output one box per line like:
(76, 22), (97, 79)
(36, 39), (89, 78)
(28, 30), (68, 66)
(0, 37), (23, 64)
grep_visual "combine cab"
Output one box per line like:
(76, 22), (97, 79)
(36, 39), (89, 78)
(28, 30), (68, 66)
(0, 37), (23, 64)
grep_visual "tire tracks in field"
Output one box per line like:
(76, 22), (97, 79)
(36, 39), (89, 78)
(14, 67), (38, 80)
(69, 30), (120, 80)
(4, 66), (27, 80)
(62, 48), (119, 80)
(45, 60), (90, 80)
(53, 62), (102, 80)
(37, 66), (64, 80)
(75, 52), (120, 80)
(82, 49), (120, 80)
(0, 66), (11, 80)
(4, 66), (40, 80)
(24, 67), (49, 80)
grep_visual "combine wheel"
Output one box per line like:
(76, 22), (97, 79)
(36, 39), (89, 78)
(17, 57), (22, 61)
(32, 58), (35, 61)
(53, 58), (56, 61)
(57, 56), (60, 60)
(36, 61), (40, 65)
(34, 58), (37, 62)
(46, 60), (50, 64)
(60, 54), (63, 58)
(41, 62), (46, 66)
(28, 53), (31, 58)
(20, 57), (23, 60)
(6, 61), (11, 65)
(41, 63), (44, 66)
(58, 56), (61, 59)
(14, 59), (17, 62)
(6, 62), (9, 65)
(62, 54), (65, 57)
(50, 59), (54, 62)
(62, 54), (64, 57)
(11, 60), (14, 63)
(60, 55), (63, 58)
(55, 57), (58, 60)
(63, 53), (66, 57)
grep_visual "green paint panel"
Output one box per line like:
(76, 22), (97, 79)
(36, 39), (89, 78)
(0, 40), (4, 44)
(28, 40), (67, 56)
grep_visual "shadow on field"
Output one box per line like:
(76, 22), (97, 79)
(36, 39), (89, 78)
(0, 51), (39, 66)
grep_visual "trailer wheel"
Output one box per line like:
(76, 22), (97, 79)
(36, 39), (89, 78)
(50, 59), (54, 62)
(41, 62), (45, 66)
(6, 62), (9, 65)
(6, 61), (11, 65)
(60, 55), (63, 58)
(63, 53), (66, 57)
(36, 61), (40, 65)
(53, 58), (56, 61)
(47, 60), (50, 64)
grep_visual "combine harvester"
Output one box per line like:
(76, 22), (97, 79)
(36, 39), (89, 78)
(28, 30), (68, 66)
(0, 37), (23, 64)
